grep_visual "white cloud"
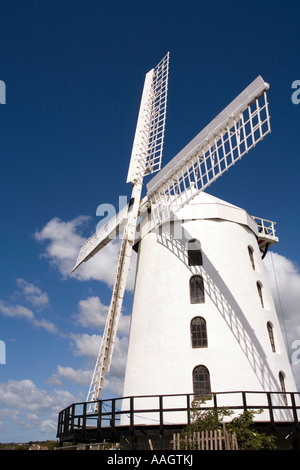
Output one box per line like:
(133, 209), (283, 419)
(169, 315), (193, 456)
(32, 317), (59, 334)
(34, 216), (137, 290)
(67, 331), (129, 395)
(0, 279), (58, 334)
(35, 216), (89, 266)
(0, 379), (80, 441)
(264, 252), (300, 339)
(0, 301), (35, 321)
(76, 295), (130, 335)
(70, 333), (101, 358)
(264, 251), (300, 390)
(56, 365), (92, 386)
(76, 296), (108, 329)
(15, 278), (49, 309)
(0, 379), (74, 413)
(0, 299), (59, 334)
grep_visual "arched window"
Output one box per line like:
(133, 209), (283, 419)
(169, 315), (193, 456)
(279, 371), (288, 405)
(191, 317), (207, 348)
(257, 281), (264, 308)
(248, 246), (255, 270)
(267, 322), (276, 352)
(190, 275), (205, 304)
(193, 365), (211, 398)
(188, 239), (203, 266)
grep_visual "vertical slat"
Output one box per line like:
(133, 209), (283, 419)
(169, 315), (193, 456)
(218, 429), (222, 449)
(172, 433), (176, 450)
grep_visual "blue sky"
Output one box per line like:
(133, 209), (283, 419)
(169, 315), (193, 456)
(1, 0), (300, 443)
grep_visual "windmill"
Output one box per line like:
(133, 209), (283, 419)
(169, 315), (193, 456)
(72, 53), (296, 415)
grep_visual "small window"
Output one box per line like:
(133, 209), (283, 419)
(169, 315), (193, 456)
(193, 365), (211, 398)
(188, 239), (203, 266)
(279, 371), (288, 405)
(257, 282), (264, 308)
(190, 275), (205, 304)
(267, 322), (276, 352)
(248, 246), (255, 270)
(191, 317), (208, 348)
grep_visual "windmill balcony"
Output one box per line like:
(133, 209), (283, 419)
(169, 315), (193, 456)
(57, 390), (300, 450)
(251, 216), (278, 251)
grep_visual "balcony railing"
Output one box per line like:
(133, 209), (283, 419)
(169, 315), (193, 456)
(57, 390), (300, 443)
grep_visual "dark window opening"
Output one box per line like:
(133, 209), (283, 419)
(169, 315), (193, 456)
(267, 322), (276, 352)
(188, 239), (203, 266)
(279, 371), (288, 406)
(191, 317), (208, 348)
(257, 282), (264, 308)
(190, 275), (205, 304)
(193, 365), (211, 398)
(248, 246), (255, 270)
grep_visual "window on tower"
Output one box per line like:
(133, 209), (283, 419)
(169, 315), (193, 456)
(193, 365), (211, 398)
(267, 322), (276, 352)
(190, 275), (205, 304)
(279, 371), (288, 405)
(256, 281), (264, 308)
(191, 317), (208, 348)
(248, 246), (255, 270)
(188, 239), (203, 266)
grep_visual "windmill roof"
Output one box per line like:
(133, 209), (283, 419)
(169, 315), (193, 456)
(187, 191), (243, 210)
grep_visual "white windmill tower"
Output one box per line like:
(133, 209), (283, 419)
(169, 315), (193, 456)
(72, 53), (297, 421)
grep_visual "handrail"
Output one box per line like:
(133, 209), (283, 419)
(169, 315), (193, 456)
(57, 390), (300, 440)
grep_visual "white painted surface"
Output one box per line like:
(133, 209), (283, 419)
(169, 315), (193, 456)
(121, 192), (297, 424)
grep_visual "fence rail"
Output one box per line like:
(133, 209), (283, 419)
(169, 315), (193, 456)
(57, 390), (300, 443)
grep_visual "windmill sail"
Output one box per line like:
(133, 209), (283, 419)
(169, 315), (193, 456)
(147, 75), (270, 224)
(71, 203), (129, 272)
(127, 52), (169, 183)
(84, 54), (170, 409)
(86, 233), (133, 411)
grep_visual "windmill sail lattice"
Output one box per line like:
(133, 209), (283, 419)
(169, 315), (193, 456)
(147, 76), (270, 226)
(72, 55), (274, 412)
(83, 53), (170, 410)
(127, 52), (169, 183)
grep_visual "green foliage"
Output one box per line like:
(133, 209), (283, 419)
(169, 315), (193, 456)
(226, 410), (277, 450)
(181, 396), (277, 450)
(184, 395), (233, 433)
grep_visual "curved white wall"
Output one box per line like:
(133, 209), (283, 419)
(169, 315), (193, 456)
(121, 193), (297, 423)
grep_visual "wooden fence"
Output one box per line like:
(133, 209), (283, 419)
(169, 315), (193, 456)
(172, 423), (238, 450)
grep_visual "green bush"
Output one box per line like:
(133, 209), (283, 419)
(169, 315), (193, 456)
(181, 396), (277, 450)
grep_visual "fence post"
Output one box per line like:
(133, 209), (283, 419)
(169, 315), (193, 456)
(187, 394), (191, 424)
(97, 400), (102, 431)
(129, 397), (136, 450)
(242, 391), (247, 412)
(130, 397), (134, 430)
(291, 393), (299, 429)
(71, 404), (75, 434)
(267, 392), (275, 429)
(159, 395), (164, 449)
(159, 395), (164, 428)
(111, 399), (116, 431)
(82, 402), (87, 438)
